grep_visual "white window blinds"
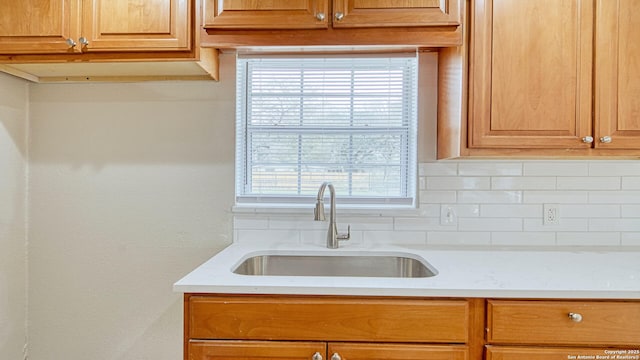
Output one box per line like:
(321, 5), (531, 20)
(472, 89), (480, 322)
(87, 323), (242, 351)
(236, 55), (418, 207)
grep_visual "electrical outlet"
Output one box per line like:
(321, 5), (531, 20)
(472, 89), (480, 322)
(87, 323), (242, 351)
(543, 204), (560, 225)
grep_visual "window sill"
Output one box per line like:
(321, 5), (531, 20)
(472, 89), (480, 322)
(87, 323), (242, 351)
(232, 203), (423, 217)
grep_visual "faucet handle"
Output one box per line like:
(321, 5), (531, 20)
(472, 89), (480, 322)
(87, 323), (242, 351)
(337, 225), (351, 241)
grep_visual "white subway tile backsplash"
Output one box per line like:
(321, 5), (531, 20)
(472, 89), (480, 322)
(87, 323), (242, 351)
(589, 191), (640, 204)
(458, 218), (522, 232)
(480, 204), (541, 218)
(621, 232), (640, 246)
(622, 177), (640, 190)
(458, 190), (522, 204)
(458, 162), (522, 176)
(557, 177), (621, 190)
(491, 177), (556, 190)
(394, 217), (453, 232)
(523, 218), (588, 232)
(233, 160), (640, 248)
(622, 205), (640, 218)
(524, 191), (588, 204)
(363, 230), (427, 245)
(491, 232), (556, 246)
(589, 219), (640, 232)
(589, 161), (640, 176)
(524, 162), (589, 176)
(427, 176), (490, 190)
(559, 204), (621, 218)
(428, 231), (491, 245)
(420, 162), (457, 176)
(419, 190), (457, 204)
(557, 232), (621, 246)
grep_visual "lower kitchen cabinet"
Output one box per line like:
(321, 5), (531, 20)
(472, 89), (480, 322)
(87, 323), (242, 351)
(189, 341), (468, 360)
(184, 295), (640, 360)
(184, 294), (483, 360)
(486, 300), (640, 360)
(486, 346), (640, 360)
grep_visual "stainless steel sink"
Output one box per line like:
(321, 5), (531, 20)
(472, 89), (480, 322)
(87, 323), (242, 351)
(232, 253), (437, 278)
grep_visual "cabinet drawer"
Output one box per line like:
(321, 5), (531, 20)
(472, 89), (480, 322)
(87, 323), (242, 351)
(486, 346), (640, 360)
(487, 300), (640, 346)
(188, 295), (469, 343)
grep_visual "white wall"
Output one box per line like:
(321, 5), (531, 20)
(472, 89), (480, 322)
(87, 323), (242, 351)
(0, 72), (28, 359)
(26, 54), (236, 360)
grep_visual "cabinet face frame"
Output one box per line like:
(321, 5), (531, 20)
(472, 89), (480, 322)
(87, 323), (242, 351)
(81, 0), (192, 51)
(203, 0), (329, 29)
(467, 0), (594, 150)
(0, 0), (81, 54)
(333, 0), (461, 28)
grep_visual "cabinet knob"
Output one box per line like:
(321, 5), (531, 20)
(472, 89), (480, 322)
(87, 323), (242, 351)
(335, 12), (344, 21)
(312, 352), (323, 360)
(600, 136), (612, 143)
(316, 13), (325, 21)
(568, 312), (583, 323)
(79, 37), (89, 46)
(582, 136), (594, 143)
(66, 38), (77, 47)
(331, 353), (342, 360)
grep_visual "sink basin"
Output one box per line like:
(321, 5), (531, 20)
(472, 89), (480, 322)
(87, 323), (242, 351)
(232, 253), (437, 278)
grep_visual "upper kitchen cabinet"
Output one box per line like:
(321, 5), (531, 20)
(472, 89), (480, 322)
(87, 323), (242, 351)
(0, 0), (78, 54)
(81, 0), (191, 51)
(594, 0), (640, 150)
(332, 0), (461, 28)
(201, 0), (462, 47)
(467, 0), (594, 151)
(463, 0), (640, 156)
(0, 0), (192, 54)
(204, 0), (460, 29)
(203, 0), (329, 29)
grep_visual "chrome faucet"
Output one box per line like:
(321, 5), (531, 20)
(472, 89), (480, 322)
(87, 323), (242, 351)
(313, 182), (350, 249)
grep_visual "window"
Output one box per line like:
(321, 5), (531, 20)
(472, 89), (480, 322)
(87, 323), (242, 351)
(236, 55), (418, 207)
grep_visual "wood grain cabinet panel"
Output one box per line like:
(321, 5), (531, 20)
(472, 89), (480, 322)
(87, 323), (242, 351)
(81, 0), (191, 51)
(487, 300), (640, 346)
(468, 0), (593, 149)
(0, 0), (79, 54)
(486, 346), (640, 360)
(189, 295), (469, 343)
(203, 0), (329, 29)
(595, 0), (640, 150)
(328, 343), (468, 360)
(0, 0), (192, 54)
(203, 0), (460, 29)
(189, 340), (326, 360)
(333, 0), (460, 27)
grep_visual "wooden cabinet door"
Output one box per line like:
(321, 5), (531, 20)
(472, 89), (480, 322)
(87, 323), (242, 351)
(468, 0), (593, 149)
(189, 340), (326, 360)
(332, 0), (461, 27)
(487, 346), (638, 360)
(0, 0), (80, 54)
(594, 0), (640, 150)
(80, 0), (191, 51)
(203, 0), (329, 29)
(328, 343), (468, 360)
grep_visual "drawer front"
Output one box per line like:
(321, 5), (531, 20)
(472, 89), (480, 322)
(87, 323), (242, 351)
(486, 346), (640, 360)
(487, 300), (640, 346)
(188, 295), (469, 343)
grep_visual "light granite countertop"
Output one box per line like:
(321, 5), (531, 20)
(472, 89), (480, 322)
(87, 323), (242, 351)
(173, 242), (640, 299)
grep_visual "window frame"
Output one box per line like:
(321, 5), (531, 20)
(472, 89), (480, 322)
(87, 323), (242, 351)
(235, 53), (424, 209)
